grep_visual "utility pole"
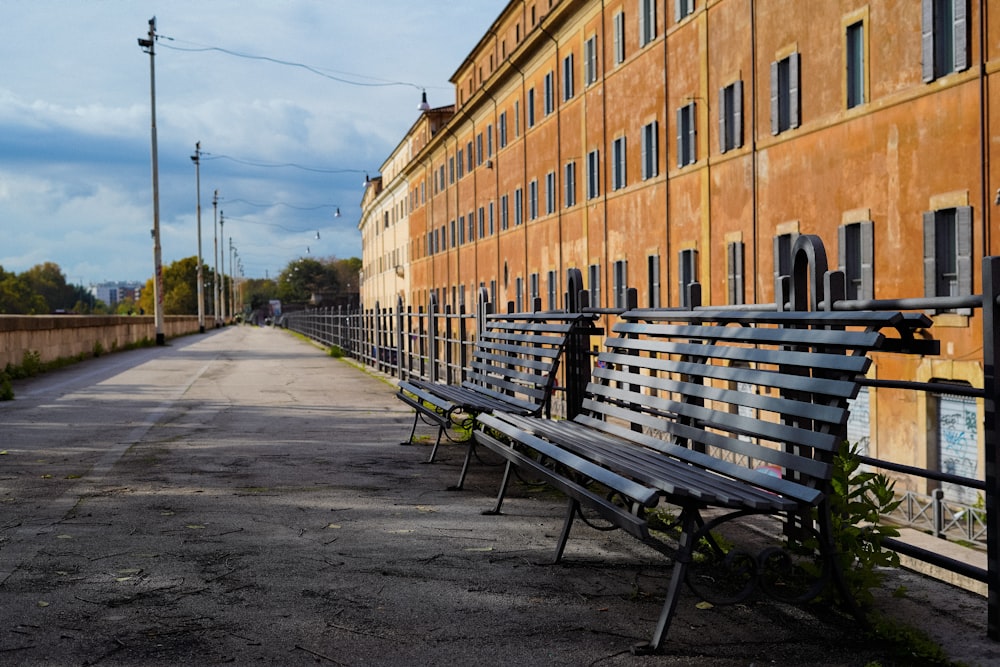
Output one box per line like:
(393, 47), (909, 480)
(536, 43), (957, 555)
(212, 190), (219, 326)
(191, 142), (205, 333)
(219, 211), (225, 322)
(138, 17), (165, 345)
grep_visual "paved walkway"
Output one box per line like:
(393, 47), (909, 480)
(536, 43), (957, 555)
(0, 326), (996, 666)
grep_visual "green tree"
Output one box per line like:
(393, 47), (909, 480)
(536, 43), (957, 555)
(22, 262), (76, 312)
(137, 256), (208, 315)
(0, 266), (48, 314)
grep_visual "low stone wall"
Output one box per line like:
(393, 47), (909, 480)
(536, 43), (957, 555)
(0, 315), (203, 369)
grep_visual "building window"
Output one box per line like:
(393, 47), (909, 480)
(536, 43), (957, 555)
(489, 201), (495, 235)
(527, 88), (536, 127)
(770, 52), (801, 134)
(923, 206), (973, 313)
(677, 102), (696, 167)
(719, 81), (743, 152)
(586, 149), (600, 199)
(499, 112), (508, 148)
(640, 0), (657, 47)
(647, 254), (661, 307)
(529, 179), (539, 220)
(449, 156), (455, 184)
(613, 259), (628, 308)
(588, 263), (601, 308)
(487, 124), (494, 157)
(727, 241), (745, 305)
(612, 136), (627, 190)
(476, 133), (484, 166)
(515, 187), (524, 226)
(922, 0), (969, 82)
(450, 220), (457, 248)
(613, 11), (626, 66)
(457, 148), (464, 179)
(547, 270), (558, 310)
(514, 99), (521, 136)
(500, 194), (509, 231)
(466, 141), (474, 173)
(839, 221), (875, 300)
(846, 21), (865, 109)
(676, 0), (695, 22)
(515, 276), (524, 312)
(545, 171), (556, 214)
(478, 208), (485, 238)
(562, 53), (575, 101)
(529, 272), (540, 306)
(584, 35), (598, 85)
(679, 248), (698, 307)
(564, 161), (577, 207)
(467, 214), (475, 242)
(544, 70), (555, 115)
(641, 121), (658, 179)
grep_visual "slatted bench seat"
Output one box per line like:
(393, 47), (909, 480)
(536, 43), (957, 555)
(473, 308), (931, 653)
(397, 311), (594, 487)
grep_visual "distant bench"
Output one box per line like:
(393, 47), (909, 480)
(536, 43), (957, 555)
(474, 307), (930, 653)
(397, 311), (595, 488)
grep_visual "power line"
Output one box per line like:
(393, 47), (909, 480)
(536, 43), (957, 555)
(158, 36), (425, 90)
(201, 152), (366, 174)
(225, 198), (338, 212)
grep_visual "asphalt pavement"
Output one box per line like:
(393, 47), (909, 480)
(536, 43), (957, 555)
(0, 325), (997, 666)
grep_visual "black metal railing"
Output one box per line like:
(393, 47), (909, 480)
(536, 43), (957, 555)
(281, 239), (999, 641)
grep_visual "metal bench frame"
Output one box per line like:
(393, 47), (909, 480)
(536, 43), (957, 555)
(397, 312), (594, 488)
(474, 307), (930, 653)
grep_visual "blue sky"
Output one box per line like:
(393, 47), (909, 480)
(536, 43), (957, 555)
(0, 1), (506, 284)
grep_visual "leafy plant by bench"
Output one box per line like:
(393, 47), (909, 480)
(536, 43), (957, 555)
(827, 441), (902, 607)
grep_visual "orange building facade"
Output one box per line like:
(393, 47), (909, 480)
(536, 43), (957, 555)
(360, 0), (998, 498)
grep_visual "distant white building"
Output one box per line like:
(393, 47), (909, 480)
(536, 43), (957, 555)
(90, 282), (143, 306)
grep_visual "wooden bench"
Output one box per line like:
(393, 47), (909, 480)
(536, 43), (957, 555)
(473, 308), (931, 653)
(397, 311), (595, 488)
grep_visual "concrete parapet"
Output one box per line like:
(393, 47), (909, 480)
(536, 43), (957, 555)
(0, 315), (202, 369)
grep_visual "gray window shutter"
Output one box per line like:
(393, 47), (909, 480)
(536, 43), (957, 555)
(719, 86), (727, 153)
(921, 0), (935, 82)
(789, 52), (800, 129)
(687, 105), (697, 164)
(639, 1), (646, 45)
(733, 80), (744, 148)
(837, 224), (848, 273)
(727, 241), (744, 305)
(957, 205), (973, 313)
(923, 211), (937, 309)
(676, 107), (684, 167)
(773, 235), (783, 303)
(770, 61), (779, 135)
(860, 220), (875, 300)
(954, 0), (969, 72)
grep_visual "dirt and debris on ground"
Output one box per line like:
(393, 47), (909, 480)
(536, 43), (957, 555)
(1, 326), (996, 666)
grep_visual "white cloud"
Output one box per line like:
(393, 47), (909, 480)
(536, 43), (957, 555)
(0, 0), (508, 284)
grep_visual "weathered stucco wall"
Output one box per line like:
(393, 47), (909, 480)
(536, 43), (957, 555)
(0, 316), (202, 369)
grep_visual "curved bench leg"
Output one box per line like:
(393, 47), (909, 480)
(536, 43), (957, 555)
(426, 424), (446, 463)
(482, 460), (515, 515)
(634, 508), (697, 655)
(553, 498), (579, 564)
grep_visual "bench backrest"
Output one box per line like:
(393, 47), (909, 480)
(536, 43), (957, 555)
(577, 309), (911, 505)
(462, 313), (593, 416)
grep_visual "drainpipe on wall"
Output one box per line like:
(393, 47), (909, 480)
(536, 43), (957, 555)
(979, 0), (991, 256)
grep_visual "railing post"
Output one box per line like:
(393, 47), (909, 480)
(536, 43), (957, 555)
(983, 256), (1000, 640)
(429, 293), (439, 382)
(933, 488), (946, 538)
